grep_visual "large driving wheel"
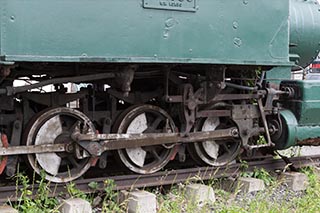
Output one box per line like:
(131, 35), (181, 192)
(25, 107), (95, 183)
(188, 117), (241, 166)
(113, 105), (177, 174)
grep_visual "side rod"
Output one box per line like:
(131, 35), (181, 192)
(0, 128), (238, 156)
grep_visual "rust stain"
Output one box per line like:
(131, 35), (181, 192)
(297, 137), (320, 146)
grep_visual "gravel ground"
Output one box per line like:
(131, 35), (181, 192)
(234, 184), (305, 207)
(208, 183), (306, 212)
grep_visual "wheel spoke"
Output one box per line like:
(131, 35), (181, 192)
(67, 156), (80, 168)
(68, 120), (80, 132)
(146, 116), (163, 132)
(150, 149), (162, 161)
(222, 144), (231, 154)
(58, 114), (66, 130)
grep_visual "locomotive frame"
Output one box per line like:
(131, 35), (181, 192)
(0, 0), (320, 183)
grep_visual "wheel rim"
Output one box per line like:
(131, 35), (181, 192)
(114, 105), (176, 174)
(189, 117), (240, 166)
(25, 107), (95, 183)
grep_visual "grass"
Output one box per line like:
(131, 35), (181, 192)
(157, 166), (320, 213)
(9, 171), (122, 213)
(6, 166), (320, 213)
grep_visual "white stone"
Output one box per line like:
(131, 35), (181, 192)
(278, 146), (320, 158)
(236, 177), (265, 193)
(59, 198), (92, 213)
(127, 191), (156, 213)
(0, 206), (18, 213)
(185, 184), (215, 206)
(281, 172), (309, 191)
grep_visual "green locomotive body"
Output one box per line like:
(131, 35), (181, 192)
(0, 0), (291, 66)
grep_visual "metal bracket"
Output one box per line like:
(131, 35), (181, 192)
(181, 84), (204, 133)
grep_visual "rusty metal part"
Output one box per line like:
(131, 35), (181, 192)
(20, 91), (87, 107)
(297, 138), (320, 146)
(188, 116), (241, 166)
(6, 120), (22, 176)
(225, 82), (258, 91)
(164, 95), (183, 103)
(181, 84), (204, 133)
(166, 93), (263, 104)
(196, 110), (231, 118)
(0, 127), (238, 157)
(25, 107), (96, 183)
(105, 128), (237, 150)
(1, 155), (320, 203)
(231, 104), (262, 147)
(269, 117), (283, 142)
(73, 128), (238, 151)
(0, 67), (11, 77)
(0, 134), (9, 175)
(264, 88), (279, 112)
(0, 144), (66, 156)
(114, 65), (138, 97)
(204, 66), (225, 101)
(211, 93), (263, 102)
(112, 104), (178, 174)
(0, 72), (115, 95)
(257, 98), (273, 147)
(108, 88), (162, 104)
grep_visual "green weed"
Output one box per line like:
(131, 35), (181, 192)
(101, 179), (123, 213)
(13, 171), (59, 213)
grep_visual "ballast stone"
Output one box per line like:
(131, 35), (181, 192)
(185, 184), (215, 206)
(280, 172), (308, 191)
(236, 177), (265, 193)
(59, 198), (92, 213)
(126, 191), (157, 213)
(0, 206), (18, 213)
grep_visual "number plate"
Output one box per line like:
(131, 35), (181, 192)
(143, 0), (197, 12)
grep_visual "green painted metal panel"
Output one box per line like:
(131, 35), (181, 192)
(275, 110), (320, 150)
(280, 80), (320, 125)
(275, 110), (298, 150)
(266, 67), (291, 85)
(295, 80), (320, 125)
(289, 0), (320, 67)
(0, 0), (291, 65)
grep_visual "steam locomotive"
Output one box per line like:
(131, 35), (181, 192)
(0, 0), (319, 183)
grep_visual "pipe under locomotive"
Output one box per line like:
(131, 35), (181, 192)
(0, 0), (319, 183)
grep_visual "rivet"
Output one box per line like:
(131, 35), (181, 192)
(234, 37), (242, 47)
(233, 21), (239, 29)
(165, 18), (175, 28)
